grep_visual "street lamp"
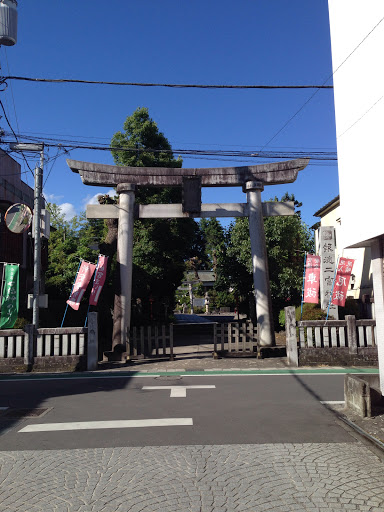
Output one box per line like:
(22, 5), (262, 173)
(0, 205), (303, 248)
(9, 142), (44, 328)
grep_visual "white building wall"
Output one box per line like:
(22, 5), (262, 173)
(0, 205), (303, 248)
(316, 206), (372, 303)
(328, 0), (384, 393)
(328, 1), (384, 249)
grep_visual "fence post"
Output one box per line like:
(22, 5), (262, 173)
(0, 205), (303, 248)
(213, 322), (218, 359)
(285, 306), (298, 366)
(24, 324), (35, 367)
(169, 324), (174, 361)
(87, 312), (98, 371)
(346, 315), (358, 354)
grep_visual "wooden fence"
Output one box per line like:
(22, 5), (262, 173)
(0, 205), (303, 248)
(285, 306), (377, 366)
(128, 320), (259, 360)
(128, 324), (174, 360)
(215, 321), (258, 356)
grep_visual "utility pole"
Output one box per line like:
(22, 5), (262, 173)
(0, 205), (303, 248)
(9, 142), (44, 328)
(32, 148), (44, 328)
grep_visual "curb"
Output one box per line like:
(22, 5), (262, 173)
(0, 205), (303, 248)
(0, 367), (379, 381)
(339, 415), (384, 453)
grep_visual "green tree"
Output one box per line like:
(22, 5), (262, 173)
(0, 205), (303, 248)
(43, 204), (102, 327)
(217, 194), (314, 327)
(109, 107), (202, 323)
(199, 218), (226, 274)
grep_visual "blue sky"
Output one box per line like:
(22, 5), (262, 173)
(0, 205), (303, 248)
(1, 0), (338, 228)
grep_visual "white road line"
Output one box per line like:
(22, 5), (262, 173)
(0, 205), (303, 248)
(142, 385), (216, 397)
(320, 401), (345, 405)
(184, 373), (359, 377)
(19, 418), (193, 433)
(0, 374), (161, 383)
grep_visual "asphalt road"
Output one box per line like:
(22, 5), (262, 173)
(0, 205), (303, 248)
(2, 372), (384, 512)
(0, 373), (352, 451)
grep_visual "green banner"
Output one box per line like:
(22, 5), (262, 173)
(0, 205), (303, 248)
(0, 264), (19, 329)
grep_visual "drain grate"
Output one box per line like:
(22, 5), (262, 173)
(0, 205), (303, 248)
(3, 407), (52, 418)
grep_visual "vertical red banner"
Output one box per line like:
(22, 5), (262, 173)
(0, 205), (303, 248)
(66, 261), (96, 311)
(303, 254), (321, 303)
(331, 257), (355, 307)
(89, 255), (109, 306)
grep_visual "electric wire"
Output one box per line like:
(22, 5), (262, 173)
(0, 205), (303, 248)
(337, 95), (384, 139)
(0, 76), (334, 90)
(259, 14), (384, 151)
(4, 138), (336, 162)
(0, 97), (34, 177)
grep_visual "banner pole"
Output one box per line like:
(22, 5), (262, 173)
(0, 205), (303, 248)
(0, 263), (6, 319)
(326, 256), (340, 321)
(300, 252), (307, 321)
(84, 255), (100, 327)
(61, 260), (82, 328)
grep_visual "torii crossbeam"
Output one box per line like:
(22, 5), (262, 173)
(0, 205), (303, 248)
(68, 158), (309, 360)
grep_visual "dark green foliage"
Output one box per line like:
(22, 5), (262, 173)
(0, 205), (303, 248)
(215, 194), (315, 329)
(110, 107), (202, 324)
(279, 303), (327, 330)
(298, 303), (328, 322)
(42, 204), (103, 327)
(45, 205), (100, 299)
(339, 297), (360, 319)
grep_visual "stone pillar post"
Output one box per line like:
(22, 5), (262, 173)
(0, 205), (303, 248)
(245, 180), (275, 347)
(115, 183), (136, 353)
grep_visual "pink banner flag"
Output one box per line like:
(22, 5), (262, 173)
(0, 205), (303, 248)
(89, 255), (109, 306)
(66, 261), (96, 311)
(303, 254), (321, 303)
(331, 257), (355, 307)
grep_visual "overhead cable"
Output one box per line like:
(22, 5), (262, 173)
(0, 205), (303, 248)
(0, 76), (333, 90)
(259, 14), (384, 150)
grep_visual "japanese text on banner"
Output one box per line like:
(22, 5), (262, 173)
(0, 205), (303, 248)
(89, 255), (109, 306)
(331, 257), (355, 307)
(0, 264), (19, 328)
(303, 254), (320, 304)
(66, 261), (96, 311)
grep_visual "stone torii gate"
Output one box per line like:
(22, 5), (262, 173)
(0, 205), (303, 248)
(67, 157), (309, 360)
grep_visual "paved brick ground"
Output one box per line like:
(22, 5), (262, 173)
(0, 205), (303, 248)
(1, 443), (384, 511)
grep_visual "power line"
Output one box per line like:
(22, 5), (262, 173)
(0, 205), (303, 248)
(0, 48), (32, 187)
(259, 13), (384, 151)
(4, 138), (336, 162)
(337, 95), (384, 139)
(0, 76), (334, 90)
(0, 98), (34, 177)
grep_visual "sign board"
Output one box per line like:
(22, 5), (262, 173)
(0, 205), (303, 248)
(319, 226), (338, 319)
(32, 208), (51, 239)
(27, 294), (48, 309)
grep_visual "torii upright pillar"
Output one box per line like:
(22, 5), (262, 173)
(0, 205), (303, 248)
(112, 183), (135, 354)
(245, 180), (275, 346)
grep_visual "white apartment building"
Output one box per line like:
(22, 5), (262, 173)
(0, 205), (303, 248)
(328, 1), (384, 392)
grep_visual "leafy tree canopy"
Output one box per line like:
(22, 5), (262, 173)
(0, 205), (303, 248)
(109, 107), (203, 323)
(215, 193), (315, 327)
(111, 107), (182, 204)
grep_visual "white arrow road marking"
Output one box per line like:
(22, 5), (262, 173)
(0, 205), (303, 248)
(18, 418), (193, 433)
(142, 385), (216, 397)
